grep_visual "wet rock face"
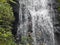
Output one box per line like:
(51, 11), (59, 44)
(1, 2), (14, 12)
(53, 0), (60, 45)
(53, 0), (60, 34)
(54, 33), (60, 45)
(10, 0), (19, 36)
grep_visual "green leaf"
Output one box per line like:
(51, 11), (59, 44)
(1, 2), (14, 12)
(0, 0), (7, 3)
(9, 0), (16, 3)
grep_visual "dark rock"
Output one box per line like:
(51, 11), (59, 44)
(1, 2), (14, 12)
(10, 0), (19, 37)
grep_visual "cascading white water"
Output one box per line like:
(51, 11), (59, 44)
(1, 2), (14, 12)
(17, 0), (55, 45)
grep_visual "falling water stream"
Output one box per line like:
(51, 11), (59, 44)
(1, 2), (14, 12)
(17, 0), (55, 45)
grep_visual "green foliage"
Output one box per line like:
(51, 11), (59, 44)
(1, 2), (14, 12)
(0, 0), (7, 3)
(57, 0), (60, 3)
(57, 0), (60, 12)
(0, 1), (15, 45)
(19, 36), (33, 45)
(21, 36), (27, 45)
(0, 0), (16, 3)
(57, 0), (60, 23)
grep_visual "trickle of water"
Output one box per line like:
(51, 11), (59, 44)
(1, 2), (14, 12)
(17, 0), (55, 45)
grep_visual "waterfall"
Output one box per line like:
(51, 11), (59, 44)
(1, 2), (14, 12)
(16, 0), (55, 45)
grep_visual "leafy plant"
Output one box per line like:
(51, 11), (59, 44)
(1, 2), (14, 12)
(0, 2), (15, 45)
(0, 0), (16, 3)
